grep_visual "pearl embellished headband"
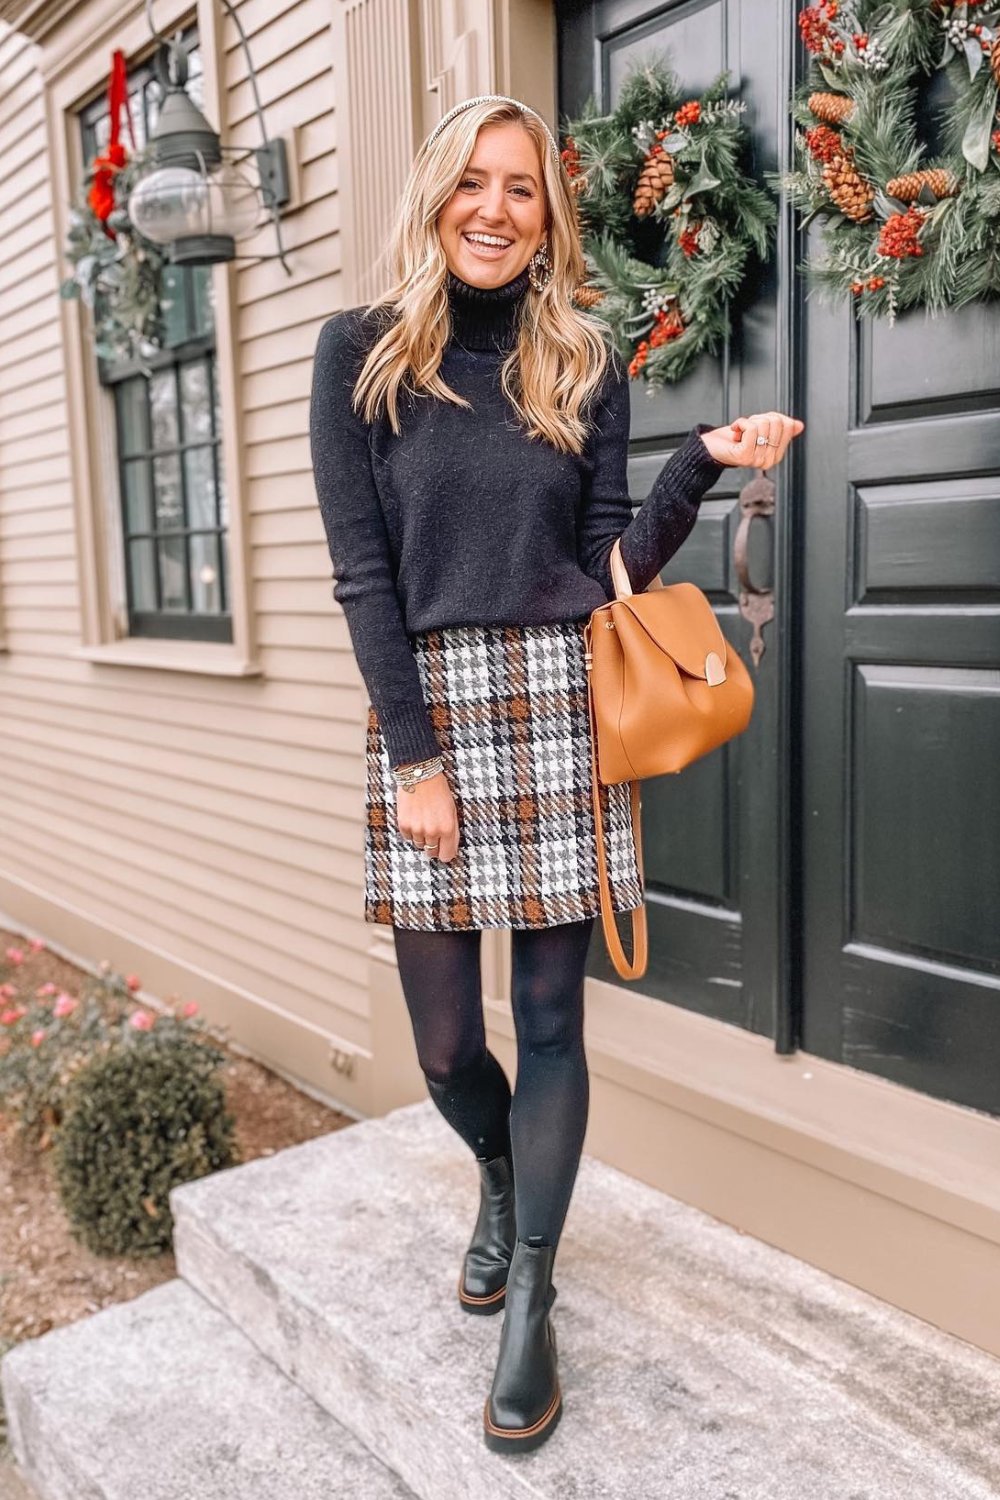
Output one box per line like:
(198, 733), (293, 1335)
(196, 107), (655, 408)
(423, 94), (562, 169)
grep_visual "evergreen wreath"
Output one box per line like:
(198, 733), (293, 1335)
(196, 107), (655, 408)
(60, 52), (168, 365)
(560, 57), (777, 388)
(61, 143), (168, 364)
(780, 0), (1000, 323)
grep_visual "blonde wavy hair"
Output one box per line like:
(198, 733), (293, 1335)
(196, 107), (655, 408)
(350, 99), (613, 456)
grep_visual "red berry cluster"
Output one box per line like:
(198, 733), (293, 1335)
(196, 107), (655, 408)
(992, 129), (1000, 153)
(628, 309), (685, 376)
(804, 124), (843, 163)
(678, 225), (701, 257)
(877, 207), (925, 259)
(560, 136), (581, 177)
(970, 23), (995, 51)
(798, 1), (843, 56)
(850, 275), (886, 296)
(675, 100), (701, 128)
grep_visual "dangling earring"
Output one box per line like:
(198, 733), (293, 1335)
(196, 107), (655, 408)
(527, 240), (553, 292)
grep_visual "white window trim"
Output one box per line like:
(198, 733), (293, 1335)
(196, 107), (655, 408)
(44, 0), (260, 678)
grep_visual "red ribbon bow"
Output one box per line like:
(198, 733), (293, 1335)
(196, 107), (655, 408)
(87, 49), (137, 234)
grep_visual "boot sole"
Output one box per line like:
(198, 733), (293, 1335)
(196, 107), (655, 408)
(457, 1269), (507, 1314)
(482, 1383), (562, 1452)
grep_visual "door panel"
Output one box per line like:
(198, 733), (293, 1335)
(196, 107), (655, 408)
(800, 231), (1000, 1115)
(558, 0), (795, 1042)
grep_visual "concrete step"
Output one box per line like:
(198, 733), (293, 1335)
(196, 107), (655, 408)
(171, 1100), (1000, 1500)
(1, 1278), (416, 1500)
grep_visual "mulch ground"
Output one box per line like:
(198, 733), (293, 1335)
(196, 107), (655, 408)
(0, 925), (357, 1459)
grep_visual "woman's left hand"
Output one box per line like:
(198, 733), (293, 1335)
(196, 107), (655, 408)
(699, 411), (805, 469)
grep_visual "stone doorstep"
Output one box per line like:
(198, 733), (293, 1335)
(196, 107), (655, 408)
(0, 1278), (417, 1500)
(170, 1100), (1000, 1500)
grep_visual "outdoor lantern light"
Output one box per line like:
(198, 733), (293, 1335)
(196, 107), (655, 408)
(128, 1), (291, 271)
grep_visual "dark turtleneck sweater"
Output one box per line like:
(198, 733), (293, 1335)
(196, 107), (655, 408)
(309, 267), (726, 769)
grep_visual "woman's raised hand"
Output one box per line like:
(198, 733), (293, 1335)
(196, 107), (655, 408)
(699, 411), (805, 469)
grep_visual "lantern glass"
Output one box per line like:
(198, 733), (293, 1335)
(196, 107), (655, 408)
(128, 162), (261, 247)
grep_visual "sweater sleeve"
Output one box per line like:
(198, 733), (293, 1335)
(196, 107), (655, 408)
(309, 311), (441, 770)
(577, 345), (727, 599)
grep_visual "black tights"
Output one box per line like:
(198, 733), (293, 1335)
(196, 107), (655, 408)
(391, 917), (594, 1249)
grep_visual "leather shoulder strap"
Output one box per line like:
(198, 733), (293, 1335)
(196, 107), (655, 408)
(587, 674), (648, 980)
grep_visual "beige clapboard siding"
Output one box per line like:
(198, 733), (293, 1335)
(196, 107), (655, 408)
(0, 3), (386, 1057)
(0, 829), (372, 1043)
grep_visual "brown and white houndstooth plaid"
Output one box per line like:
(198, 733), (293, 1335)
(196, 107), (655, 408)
(364, 619), (643, 930)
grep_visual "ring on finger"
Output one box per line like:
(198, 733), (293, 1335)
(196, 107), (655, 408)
(754, 415), (778, 452)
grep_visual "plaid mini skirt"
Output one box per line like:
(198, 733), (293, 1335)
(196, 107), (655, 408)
(364, 618), (643, 931)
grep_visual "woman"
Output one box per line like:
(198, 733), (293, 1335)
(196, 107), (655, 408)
(309, 93), (803, 1454)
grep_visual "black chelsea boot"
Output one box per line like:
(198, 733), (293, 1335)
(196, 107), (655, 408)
(482, 1236), (562, 1452)
(458, 1154), (517, 1314)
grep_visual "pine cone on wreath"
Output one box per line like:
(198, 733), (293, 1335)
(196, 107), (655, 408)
(633, 144), (675, 218)
(572, 284), (606, 308)
(808, 90), (855, 125)
(991, 36), (1000, 89)
(886, 167), (959, 202)
(822, 154), (875, 221)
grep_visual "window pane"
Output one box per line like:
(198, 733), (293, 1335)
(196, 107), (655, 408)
(153, 453), (184, 529)
(92, 112), (110, 155)
(128, 538), (158, 611)
(160, 265), (189, 348)
(117, 379), (148, 455)
(190, 533), (222, 612)
(149, 370), (179, 448)
(219, 526), (229, 611)
(122, 460), (154, 534)
(190, 267), (214, 339)
(129, 84), (146, 148)
(187, 49), (204, 109)
(158, 535), (188, 610)
(180, 360), (211, 442)
(211, 363), (228, 528)
(183, 445), (215, 528)
(143, 78), (158, 139)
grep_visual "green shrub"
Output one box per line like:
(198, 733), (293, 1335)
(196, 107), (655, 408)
(52, 1029), (239, 1258)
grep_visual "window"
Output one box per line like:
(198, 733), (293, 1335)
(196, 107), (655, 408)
(79, 34), (232, 643)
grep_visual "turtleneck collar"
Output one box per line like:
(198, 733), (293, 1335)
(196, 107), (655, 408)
(445, 265), (531, 352)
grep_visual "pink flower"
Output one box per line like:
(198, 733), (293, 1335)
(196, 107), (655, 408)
(30, 1028), (46, 1047)
(28, 938), (44, 953)
(128, 1010), (154, 1030)
(36, 982), (58, 998)
(0, 982), (16, 1000)
(1, 1007), (26, 1026)
(181, 1001), (199, 1018)
(4, 947), (25, 965)
(126, 974), (142, 993)
(53, 993), (77, 1018)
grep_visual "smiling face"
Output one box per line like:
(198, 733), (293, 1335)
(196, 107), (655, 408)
(436, 119), (548, 289)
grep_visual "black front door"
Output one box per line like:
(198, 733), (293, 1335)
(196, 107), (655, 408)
(560, 0), (1000, 1116)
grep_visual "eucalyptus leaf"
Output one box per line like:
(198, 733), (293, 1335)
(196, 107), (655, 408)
(917, 183), (938, 206)
(963, 37), (983, 80)
(939, 40), (955, 68)
(818, 62), (843, 90)
(962, 81), (997, 171)
(873, 190), (907, 218)
(683, 159), (723, 200)
(662, 132), (688, 152)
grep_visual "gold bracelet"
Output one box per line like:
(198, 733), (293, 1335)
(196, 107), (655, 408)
(393, 755), (444, 791)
